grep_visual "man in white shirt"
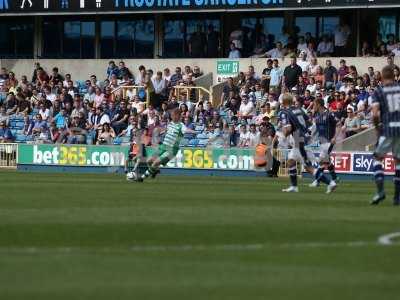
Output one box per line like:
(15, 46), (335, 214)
(264, 42), (284, 59)
(391, 45), (400, 57)
(334, 20), (351, 56)
(228, 42), (241, 59)
(239, 95), (255, 118)
(44, 87), (56, 102)
(297, 51), (310, 72)
(317, 35), (334, 56)
(297, 36), (307, 53)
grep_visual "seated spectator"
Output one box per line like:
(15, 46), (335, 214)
(0, 106), (9, 126)
(239, 95), (255, 119)
(228, 42), (241, 59)
(0, 120), (13, 143)
(248, 124), (260, 147)
(106, 61), (119, 80)
(317, 36), (334, 56)
(97, 123), (115, 145)
(67, 116), (87, 144)
(238, 124), (249, 147)
(343, 106), (361, 137)
(297, 36), (308, 53)
(263, 42), (285, 59)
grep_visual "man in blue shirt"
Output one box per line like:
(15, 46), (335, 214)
(269, 59), (283, 93)
(0, 121), (13, 143)
(54, 108), (68, 130)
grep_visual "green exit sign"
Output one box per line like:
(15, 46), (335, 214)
(217, 61), (239, 76)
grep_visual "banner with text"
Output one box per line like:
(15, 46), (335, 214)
(17, 144), (395, 175)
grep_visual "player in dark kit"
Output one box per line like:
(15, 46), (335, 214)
(279, 93), (336, 193)
(370, 66), (400, 206)
(309, 98), (338, 188)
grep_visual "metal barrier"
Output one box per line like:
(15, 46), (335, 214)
(111, 85), (150, 106)
(0, 143), (17, 169)
(172, 86), (213, 104)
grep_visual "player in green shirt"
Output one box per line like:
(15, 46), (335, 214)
(140, 108), (195, 181)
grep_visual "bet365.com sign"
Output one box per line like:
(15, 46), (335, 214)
(17, 144), (255, 170)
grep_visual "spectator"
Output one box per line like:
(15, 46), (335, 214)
(334, 19), (351, 56)
(189, 25), (207, 58)
(0, 106), (9, 126)
(106, 61), (119, 79)
(96, 123), (115, 145)
(0, 120), (13, 143)
(49, 67), (63, 85)
(343, 106), (361, 137)
(228, 42), (241, 59)
(263, 42), (284, 59)
(324, 60), (338, 90)
(283, 56), (302, 90)
(297, 36), (307, 53)
(269, 59), (283, 93)
(207, 24), (220, 58)
(297, 51), (310, 72)
(317, 36), (334, 56)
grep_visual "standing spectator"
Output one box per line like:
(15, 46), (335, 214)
(261, 59), (273, 92)
(324, 60), (338, 90)
(269, 59), (283, 93)
(206, 24), (220, 58)
(228, 42), (241, 59)
(49, 67), (63, 85)
(283, 56), (302, 90)
(338, 59), (350, 82)
(118, 61), (133, 79)
(106, 61), (119, 79)
(188, 25), (207, 58)
(334, 19), (351, 56)
(297, 51), (310, 72)
(230, 27), (244, 52)
(152, 71), (167, 108)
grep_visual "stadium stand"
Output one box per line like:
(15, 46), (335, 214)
(0, 52), (399, 151)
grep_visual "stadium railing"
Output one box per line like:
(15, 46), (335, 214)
(0, 143), (17, 169)
(111, 85), (150, 105)
(172, 86), (213, 104)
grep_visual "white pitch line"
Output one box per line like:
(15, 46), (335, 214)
(378, 232), (400, 245)
(0, 240), (394, 255)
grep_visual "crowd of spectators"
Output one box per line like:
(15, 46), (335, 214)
(228, 21), (400, 59)
(0, 54), (398, 149)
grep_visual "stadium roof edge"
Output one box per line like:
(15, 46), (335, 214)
(1, 5), (400, 16)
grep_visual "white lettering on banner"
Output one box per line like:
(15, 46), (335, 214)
(355, 155), (373, 170)
(33, 145), (60, 165)
(384, 157), (394, 171)
(92, 152), (100, 165)
(99, 152), (109, 165)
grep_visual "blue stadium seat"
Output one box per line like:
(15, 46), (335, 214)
(188, 139), (199, 147)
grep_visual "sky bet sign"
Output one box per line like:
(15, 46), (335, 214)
(1, 0), (399, 13)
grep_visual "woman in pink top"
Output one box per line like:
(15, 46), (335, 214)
(94, 87), (104, 108)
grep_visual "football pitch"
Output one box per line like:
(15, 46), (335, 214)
(0, 171), (399, 300)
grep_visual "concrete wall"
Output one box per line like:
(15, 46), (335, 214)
(1, 57), (399, 86)
(336, 127), (377, 152)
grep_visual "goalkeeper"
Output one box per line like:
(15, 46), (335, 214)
(141, 108), (196, 180)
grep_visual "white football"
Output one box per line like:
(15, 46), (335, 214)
(126, 172), (136, 181)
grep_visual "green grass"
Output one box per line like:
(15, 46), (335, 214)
(0, 171), (399, 300)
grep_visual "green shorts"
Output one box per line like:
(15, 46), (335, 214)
(156, 144), (179, 165)
(374, 136), (400, 159)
